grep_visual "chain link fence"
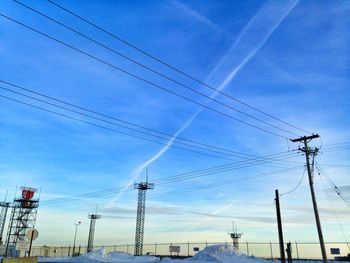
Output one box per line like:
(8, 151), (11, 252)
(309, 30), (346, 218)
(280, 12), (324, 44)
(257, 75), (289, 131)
(28, 241), (350, 260)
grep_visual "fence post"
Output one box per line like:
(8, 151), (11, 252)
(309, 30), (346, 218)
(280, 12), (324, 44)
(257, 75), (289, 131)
(154, 242), (157, 255)
(78, 245), (81, 255)
(246, 241), (249, 256)
(68, 246), (71, 257)
(270, 241), (273, 260)
(295, 241), (300, 262)
(286, 242), (292, 263)
(187, 242), (190, 257)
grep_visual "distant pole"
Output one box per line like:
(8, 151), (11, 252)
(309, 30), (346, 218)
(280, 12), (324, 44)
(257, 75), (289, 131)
(87, 214), (101, 253)
(286, 242), (292, 263)
(28, 230), (35, 257)
(291, 134), (327, 263)
(275, 189), (285, 263)
(72, 221), (81, 256)
(0, 202), (10, 245)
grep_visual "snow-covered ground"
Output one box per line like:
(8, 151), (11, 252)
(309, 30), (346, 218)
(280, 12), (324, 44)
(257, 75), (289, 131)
(38, 245), (328, 263)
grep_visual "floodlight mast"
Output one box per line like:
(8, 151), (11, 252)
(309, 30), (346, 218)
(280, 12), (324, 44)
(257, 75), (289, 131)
(134, 181), (154, 256)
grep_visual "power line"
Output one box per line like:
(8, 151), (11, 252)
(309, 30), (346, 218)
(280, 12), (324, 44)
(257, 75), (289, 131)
(0, 94), (240, 161)
(322, 142), (350, 147)
(0, 79), (257, 160)
(154, 152), (299, 185)
(0, 86), (243, 160)
(40, 153), (299, 206)
(13, 0), (300, 137)
(280, 166), (306, 196)
(46, 0), (310, 135)
(2, 79), (310, 170)
(318, 172), (350, 251)
(0, 12), (288, 139)
(315, 163), (350, 209)
(321, 146), (350, 152)
(2, 84), (301, 166)
(1, 82), (303, 167)
(47, 165), (300, 215)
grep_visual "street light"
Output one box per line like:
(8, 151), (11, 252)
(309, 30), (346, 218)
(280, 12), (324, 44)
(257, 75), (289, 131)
(72, 221), (82, 256)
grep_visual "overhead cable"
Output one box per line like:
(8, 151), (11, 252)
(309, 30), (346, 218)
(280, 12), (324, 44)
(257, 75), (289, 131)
(13, 0), (300, 137)
(0, 12), (289, 139)
(46, 0), (310, 135)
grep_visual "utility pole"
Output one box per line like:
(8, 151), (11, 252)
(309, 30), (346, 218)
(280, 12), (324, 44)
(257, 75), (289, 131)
(291, 134), (327, 263)
(72, 221), (81, 256)
(275, 189), (285, 263)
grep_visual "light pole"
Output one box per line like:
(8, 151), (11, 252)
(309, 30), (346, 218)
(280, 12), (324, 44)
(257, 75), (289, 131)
(72, 221), (81, 256)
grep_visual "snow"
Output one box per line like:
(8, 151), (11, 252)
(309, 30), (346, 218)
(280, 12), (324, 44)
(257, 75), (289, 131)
(38, 245), (342, 263)
(190, 245), (267, 263)
(38, 245), (271, 263)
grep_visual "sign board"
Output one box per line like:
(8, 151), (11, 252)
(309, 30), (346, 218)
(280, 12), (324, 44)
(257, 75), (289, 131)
(330, 248), (341, 255)
(193, 247), (200, 252)
(169, 245), (181, 253)
(16, 240), (30, 251)
(27, 229), (39, 240)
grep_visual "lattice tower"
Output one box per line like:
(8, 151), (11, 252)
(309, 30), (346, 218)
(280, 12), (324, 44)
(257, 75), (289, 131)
(5, 187), (39, 255)
(134, 182), (154, 256)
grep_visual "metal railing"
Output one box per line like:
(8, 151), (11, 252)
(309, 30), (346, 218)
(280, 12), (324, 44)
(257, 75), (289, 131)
(29, 241), (350, 260)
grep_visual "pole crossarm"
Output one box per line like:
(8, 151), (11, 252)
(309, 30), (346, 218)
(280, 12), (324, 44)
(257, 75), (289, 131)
(290, 134), (319, 143)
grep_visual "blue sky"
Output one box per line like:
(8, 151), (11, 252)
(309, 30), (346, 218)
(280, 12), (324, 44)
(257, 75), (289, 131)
(0, 0), (349, 251)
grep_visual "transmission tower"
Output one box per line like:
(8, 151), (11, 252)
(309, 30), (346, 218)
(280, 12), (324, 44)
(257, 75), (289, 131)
(5, 187), (39, 256)
(134, 181), (154, 256)
(87, 214), (101, 253)
(0, 202), (11, 245)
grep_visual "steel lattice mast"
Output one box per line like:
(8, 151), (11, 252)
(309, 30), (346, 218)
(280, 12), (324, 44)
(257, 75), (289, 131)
(134, 181), (154, 256)
(5, 187), (39, 256)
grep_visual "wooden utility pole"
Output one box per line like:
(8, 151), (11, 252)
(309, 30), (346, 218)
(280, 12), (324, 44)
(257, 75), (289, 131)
(275, 189), (285, 263)
(290, 134), (327, 263)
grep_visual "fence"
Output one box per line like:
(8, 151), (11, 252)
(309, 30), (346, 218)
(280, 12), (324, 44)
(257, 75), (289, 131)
(29, 241), (350, 260)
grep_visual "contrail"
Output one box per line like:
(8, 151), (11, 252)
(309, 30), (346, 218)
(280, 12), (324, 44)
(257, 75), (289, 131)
(172, 0), (233, 40)
(106, 0), (299, 207)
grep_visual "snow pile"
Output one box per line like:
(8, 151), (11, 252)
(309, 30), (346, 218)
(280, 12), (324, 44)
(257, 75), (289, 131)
(39, 245), (267, 263)
(190, 245), (265, 263)
(40, 248), (158, 263)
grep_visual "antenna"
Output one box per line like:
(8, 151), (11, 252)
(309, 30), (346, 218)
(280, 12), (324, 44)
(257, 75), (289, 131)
(3, 190), (8, 202)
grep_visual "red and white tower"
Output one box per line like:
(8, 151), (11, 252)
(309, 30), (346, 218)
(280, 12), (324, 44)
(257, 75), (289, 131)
(5, 187), (39, 256)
